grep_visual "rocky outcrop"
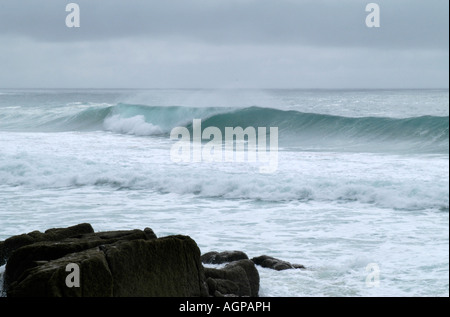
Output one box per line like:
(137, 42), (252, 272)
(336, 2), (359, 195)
(251, 255), (305, 271)
(200, 250), (261, 297)
(101, 236), (207, 297)
(201, 251), (249, 264)
(7, 247), (114, 297)
(204, 260), (259, 297)
(1, 224), (264, 297)
(3, 225), (210, 297)
(0, 223), (94, 266)
(2, 224), (312, 297)
(201, 250), (305, 271)
(4, 228), (157, 288)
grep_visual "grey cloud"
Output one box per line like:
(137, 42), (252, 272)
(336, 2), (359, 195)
(0, 0), (448, 49)
(0, 37), (447, 89)
(0, 0), (447, 89)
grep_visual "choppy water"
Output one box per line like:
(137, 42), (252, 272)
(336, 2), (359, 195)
(0, 89), (448, 296)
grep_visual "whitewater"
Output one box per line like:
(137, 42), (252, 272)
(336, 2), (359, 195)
(0, 89), (448, 297)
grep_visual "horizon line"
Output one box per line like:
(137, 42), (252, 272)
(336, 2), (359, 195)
(1, 87), (449, 91)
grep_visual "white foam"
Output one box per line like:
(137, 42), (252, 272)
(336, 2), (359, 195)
(103, 115), (163, 136)
(0, 130), (448, 297)
(0, 132), (448, 210)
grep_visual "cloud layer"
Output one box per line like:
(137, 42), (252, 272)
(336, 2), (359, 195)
(0, 0), (448, 88)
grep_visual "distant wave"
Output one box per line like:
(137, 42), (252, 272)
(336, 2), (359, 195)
(194, 107), (449, 153)
(0, 103), (448, 153)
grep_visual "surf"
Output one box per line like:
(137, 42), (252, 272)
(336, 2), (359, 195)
(0, 103), (448, 153)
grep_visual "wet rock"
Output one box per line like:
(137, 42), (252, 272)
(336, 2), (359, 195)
(201, 250), (249, 264)
(251, 255), (305, 271)
(204, 259), (259, 297)
(4, 228), (156, 288)
(0, 223), (94, 266)
(7, 247), (113, 297)
(6, 231), (208, 297)
(101, 235), (208, 297)
(2, 224), (266, 297)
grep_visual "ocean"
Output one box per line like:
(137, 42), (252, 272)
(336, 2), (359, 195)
(0, 88), (448, 297)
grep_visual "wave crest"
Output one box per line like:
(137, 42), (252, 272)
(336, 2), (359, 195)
(103, 115), (163, 136)
(1, 103), (448, 153)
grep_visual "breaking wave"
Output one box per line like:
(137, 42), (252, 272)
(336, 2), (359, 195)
(0, 103), (448, 153)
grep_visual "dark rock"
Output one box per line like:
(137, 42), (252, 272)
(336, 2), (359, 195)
(0, 223), (94, 266)
(7, 247), (113, 297)
(292, 264), (306, 269)
(3, 224), (265, 297)
(6, 233), (208, 297)
(226, 259), (260, 296)
(251, 255), (305, 271)
(144, 227), (157, 240)
(42, 223), (95, 239)
(201, 251), (249, 264)
(102, 235), (208, 297)
(217, 292), (239, 297)
(0, 241), (4, 266)
(4, 228), (156, 289)
(204, 259), (259, 297)
(206, 278), (239, 297)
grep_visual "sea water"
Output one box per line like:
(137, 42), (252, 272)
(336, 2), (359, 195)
(0, 89), (448, 297)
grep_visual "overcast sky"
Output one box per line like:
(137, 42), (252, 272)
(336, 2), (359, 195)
(0, 0), (448, 89)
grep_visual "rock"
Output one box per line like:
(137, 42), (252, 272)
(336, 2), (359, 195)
(3, 224), (265, 297)
(102, 235), (208, 297)
(143, 227), (157, 240)
(6, 233), (208, 297)
(0, 223), (94, 266)
(204, 259), (259, 297)
(206, 278), (240, 297)
(251, 255), (305, 271)
(7, 247), (113, 297)
(0, 241), (4, 265)
(4, 228), (156, 288)
(226, 259), (260, 296)
(201, 251), (249, 264)
(292, 264), (306, 269)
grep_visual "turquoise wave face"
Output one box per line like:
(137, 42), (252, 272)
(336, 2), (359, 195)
(0, 103), (448, 153)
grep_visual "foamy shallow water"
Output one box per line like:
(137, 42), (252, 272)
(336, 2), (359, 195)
(0, 131), (448, 297)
